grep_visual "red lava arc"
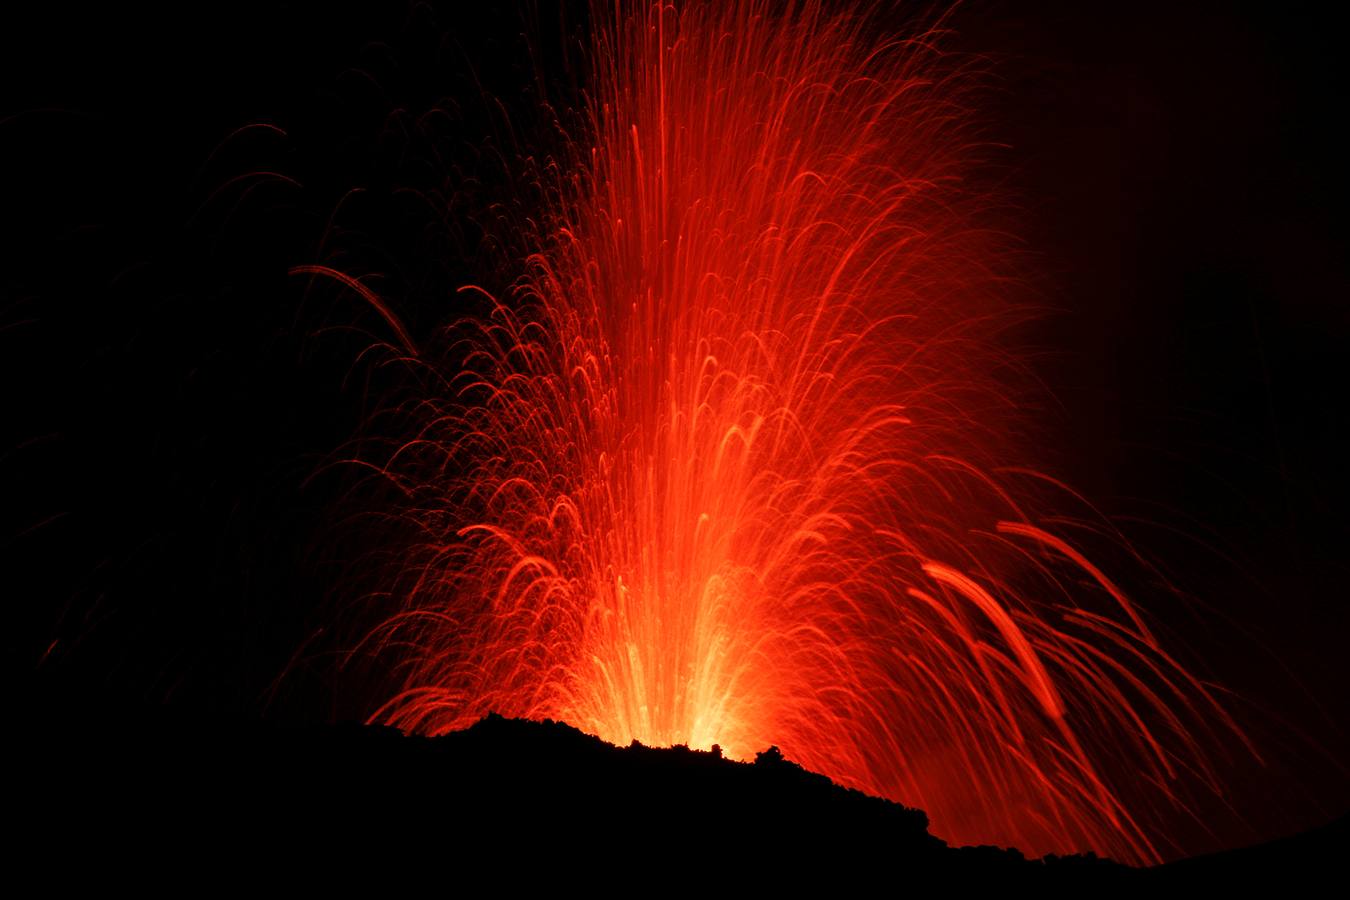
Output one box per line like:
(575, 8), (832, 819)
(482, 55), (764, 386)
(318, 0), (1250, 863)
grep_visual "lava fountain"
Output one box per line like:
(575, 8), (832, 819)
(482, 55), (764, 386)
(313, 0), (1251, 863)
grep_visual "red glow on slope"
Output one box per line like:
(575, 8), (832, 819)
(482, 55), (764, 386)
(325, 1), (1250, 863)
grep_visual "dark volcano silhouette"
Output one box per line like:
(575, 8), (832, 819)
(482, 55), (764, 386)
(10, 711), (1343, 887)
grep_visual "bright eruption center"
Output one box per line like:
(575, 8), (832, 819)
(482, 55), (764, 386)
(327, 0), (1248, 865)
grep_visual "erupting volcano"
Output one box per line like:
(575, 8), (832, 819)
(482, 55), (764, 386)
(310, 0), (1251, 864)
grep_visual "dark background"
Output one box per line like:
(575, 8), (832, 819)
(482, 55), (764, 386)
(3, 0), (1346, 855)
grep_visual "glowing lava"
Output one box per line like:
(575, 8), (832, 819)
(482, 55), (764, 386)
(316, 0), (1249, 863)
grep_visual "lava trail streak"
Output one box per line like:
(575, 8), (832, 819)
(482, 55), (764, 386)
(330, 0), (1247, 863)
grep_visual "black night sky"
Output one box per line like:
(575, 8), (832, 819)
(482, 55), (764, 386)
(3, 0), (1347, 869)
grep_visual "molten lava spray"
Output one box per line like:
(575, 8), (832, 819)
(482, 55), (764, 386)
(324, 0), (1248, 863)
